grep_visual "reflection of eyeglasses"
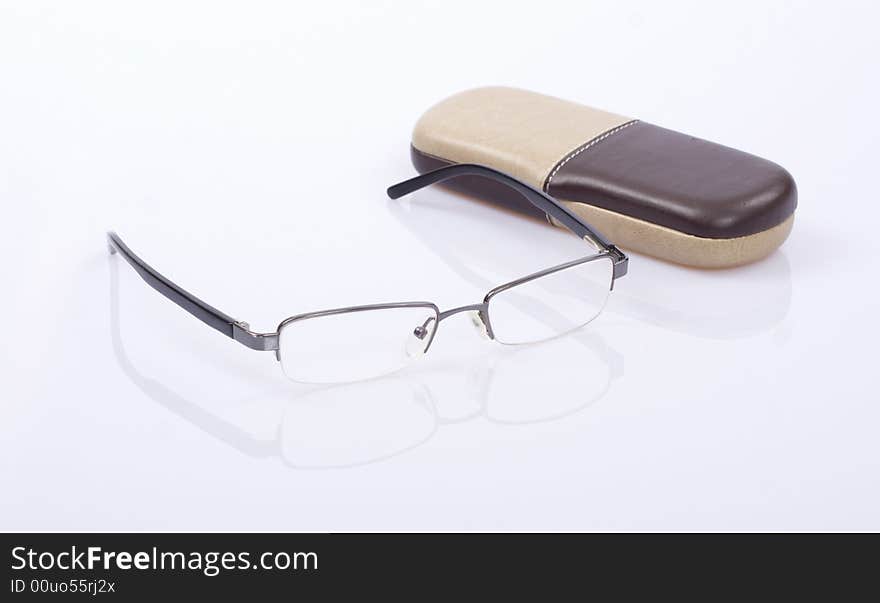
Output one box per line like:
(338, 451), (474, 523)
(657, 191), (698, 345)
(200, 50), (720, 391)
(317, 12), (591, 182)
(108, 163), (628, 384)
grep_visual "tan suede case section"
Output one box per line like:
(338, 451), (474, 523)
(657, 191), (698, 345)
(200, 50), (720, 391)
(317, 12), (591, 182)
(412, 86), (632, 189)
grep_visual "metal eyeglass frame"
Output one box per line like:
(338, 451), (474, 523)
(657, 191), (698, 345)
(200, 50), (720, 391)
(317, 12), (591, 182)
(108, 163), (628, 361)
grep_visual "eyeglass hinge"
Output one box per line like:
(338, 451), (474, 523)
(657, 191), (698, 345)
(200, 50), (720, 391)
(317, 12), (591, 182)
(232, 321), (279, 352)
(606, 245), (629, 280)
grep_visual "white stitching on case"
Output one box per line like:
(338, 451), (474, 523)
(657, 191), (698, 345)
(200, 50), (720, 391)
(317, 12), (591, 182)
(544, 120), (639, 191)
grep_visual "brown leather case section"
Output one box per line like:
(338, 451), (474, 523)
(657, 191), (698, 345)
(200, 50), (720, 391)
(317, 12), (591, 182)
(545, 121), (797, 239)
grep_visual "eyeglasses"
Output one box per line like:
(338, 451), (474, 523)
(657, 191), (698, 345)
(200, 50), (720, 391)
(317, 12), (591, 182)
(109, 163), (628, 384)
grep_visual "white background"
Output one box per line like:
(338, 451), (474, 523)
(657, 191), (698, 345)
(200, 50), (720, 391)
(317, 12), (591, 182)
(1, 1), (878, 531)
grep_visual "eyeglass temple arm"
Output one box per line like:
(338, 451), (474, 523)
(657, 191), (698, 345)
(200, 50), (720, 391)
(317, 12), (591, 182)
(386, 163), (627, 279)
(106, 231), (278, 351)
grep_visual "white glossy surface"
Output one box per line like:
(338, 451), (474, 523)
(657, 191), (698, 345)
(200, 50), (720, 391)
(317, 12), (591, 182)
(1, 1), (878, 531)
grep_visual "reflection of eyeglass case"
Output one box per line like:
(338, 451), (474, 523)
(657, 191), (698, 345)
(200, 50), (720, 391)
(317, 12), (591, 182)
(409, 87), (796, 268)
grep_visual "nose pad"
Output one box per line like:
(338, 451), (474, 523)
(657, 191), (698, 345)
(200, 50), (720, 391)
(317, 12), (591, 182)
(470, 311), (491, 340)
(405, 316), (436, 358)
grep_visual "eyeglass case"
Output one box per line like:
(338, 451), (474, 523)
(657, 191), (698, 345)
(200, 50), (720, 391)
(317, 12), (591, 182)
(409, 87), (796, 268)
